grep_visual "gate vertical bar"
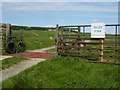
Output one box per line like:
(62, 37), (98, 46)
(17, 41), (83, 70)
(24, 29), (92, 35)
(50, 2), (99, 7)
(83, 26), (85, 58)
(78, 26), (81, 56)
(56, 24), (59, 56)
(83, 26), (85, 46)
(83, 26), (85, 38)
(78, 26), (81, 38)
(115, 26), (118, 56)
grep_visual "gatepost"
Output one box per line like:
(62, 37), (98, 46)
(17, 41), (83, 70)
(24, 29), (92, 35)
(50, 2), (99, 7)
(91, 23), (105, 62)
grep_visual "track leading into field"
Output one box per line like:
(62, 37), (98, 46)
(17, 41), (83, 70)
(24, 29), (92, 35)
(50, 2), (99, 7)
(1, 46), (55, 82)
(4, 52), (55, 59)
(4, 46), (56, 59)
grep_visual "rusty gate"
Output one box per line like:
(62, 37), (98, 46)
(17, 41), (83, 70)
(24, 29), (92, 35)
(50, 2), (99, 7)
(56, 24), (120, 62)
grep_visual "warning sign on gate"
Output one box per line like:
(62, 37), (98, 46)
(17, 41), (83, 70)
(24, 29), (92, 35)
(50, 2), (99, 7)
(91, 23), (105, 38)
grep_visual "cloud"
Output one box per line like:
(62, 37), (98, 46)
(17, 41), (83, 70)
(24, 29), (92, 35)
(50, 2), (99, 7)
(93, 19), (99, 22)
(58, 19), (65, 23)
(44, 25), (55, 27)
(3, 2), (117, 12)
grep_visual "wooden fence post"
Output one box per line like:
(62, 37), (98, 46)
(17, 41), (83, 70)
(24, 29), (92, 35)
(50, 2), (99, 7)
(56, 24), (59, 56)
(78, 26), (81, 38)
(100, 39), (104, 62)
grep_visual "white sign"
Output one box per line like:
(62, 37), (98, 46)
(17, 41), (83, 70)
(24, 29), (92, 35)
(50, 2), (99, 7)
(91, 23), (105, 38)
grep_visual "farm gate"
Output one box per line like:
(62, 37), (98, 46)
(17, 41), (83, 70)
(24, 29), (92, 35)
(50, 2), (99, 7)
(1, 23), (27, 54)
(56, 24), (120, 62)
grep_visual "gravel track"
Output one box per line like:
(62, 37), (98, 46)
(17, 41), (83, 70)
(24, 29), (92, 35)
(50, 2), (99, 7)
(0, 58), (45, 82)
(1, 46), (56, 82)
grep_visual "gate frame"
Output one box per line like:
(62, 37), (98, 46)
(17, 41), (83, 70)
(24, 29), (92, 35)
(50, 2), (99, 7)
(56, 24), (120, 62)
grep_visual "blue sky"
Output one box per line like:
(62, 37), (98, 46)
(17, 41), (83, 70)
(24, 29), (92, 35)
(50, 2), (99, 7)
(2, 2), (118, 31)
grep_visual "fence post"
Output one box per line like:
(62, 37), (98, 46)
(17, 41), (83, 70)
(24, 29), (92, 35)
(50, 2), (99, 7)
(100, 39), (104, 62)
(78, 26), (81, 38)
(56, 24), (59, 56)
(115, 26), (118, 53)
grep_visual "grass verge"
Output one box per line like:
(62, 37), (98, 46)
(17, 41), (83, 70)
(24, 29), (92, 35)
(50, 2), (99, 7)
(2, 56), (119, 88)
(45, 48), (55, 53)
(0, 57), (29, 70)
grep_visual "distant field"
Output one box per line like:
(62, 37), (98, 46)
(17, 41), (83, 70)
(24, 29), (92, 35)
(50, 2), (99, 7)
(2, 56), (119, 88)
(12, 30), (56, 50)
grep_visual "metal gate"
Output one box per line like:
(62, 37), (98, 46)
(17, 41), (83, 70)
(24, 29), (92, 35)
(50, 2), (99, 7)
(56, 24), (120, 62)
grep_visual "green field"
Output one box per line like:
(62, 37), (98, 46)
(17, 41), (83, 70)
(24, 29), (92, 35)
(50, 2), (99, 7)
(2, 30), (56, 55)
(12, 30), (56, 50)
(2, 56), (119, 88)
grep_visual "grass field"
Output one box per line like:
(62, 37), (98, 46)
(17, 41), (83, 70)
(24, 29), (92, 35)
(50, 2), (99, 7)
(12, 30), (56, 50)
(2, 56), (119, 88)
(0, 57), (28, 70)
(2, 30), (56, 55)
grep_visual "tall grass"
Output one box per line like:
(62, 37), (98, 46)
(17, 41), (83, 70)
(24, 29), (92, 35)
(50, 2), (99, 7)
(2, 56), (119, 88)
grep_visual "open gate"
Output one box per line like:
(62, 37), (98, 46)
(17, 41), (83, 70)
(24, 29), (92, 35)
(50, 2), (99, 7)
(1, 23), (27, 54)
(56, 24), (120, 62)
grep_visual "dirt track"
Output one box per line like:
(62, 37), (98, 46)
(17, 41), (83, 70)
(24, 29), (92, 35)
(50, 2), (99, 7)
(1, 46), (56, 82)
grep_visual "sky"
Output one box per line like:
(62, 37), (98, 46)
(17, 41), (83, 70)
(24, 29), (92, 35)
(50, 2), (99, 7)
(1, 0), (120, 2)
(1, 1), (119, 33)
(2, 2), (118, 26)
